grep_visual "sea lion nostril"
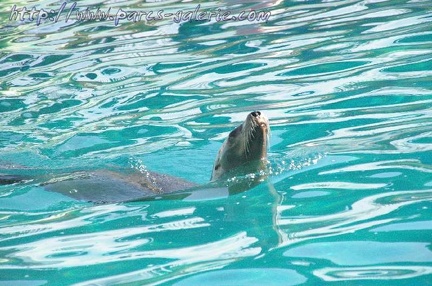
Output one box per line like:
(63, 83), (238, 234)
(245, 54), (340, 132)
(251, 111), (261, 117)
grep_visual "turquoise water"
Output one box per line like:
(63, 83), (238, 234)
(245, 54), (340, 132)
(1, 0), (432, 284)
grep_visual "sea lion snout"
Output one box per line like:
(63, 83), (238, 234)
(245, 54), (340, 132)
(247, 110), (269, 133)
(251, 111), (261, 117)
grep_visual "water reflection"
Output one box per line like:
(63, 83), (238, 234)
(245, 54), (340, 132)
(1, 0), (432, 284)
(315, 266), (432, 282)
(0, 182), (283, 284)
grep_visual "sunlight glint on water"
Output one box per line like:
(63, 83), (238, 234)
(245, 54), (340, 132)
(0, 0), (431, 284)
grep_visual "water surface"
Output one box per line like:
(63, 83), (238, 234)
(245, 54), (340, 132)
(0, 0), (431, 285)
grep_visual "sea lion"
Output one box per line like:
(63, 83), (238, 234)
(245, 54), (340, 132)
(211, 111), (269, 181)
(0, 111), (270, 202)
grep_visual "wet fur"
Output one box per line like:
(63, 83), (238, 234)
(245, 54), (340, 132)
(211, 112), (269, 181)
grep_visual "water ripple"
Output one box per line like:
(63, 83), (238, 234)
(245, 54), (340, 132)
(1, 0), (431, 284)
(276, 189), (432, 245)
(314, 266), (432, 282)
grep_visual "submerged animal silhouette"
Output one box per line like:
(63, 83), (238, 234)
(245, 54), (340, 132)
(0, 111), (270, 202)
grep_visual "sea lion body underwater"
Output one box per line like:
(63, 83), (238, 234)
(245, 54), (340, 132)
(0, 111), (270, 202)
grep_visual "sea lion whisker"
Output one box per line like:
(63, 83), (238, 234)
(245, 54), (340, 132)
(246, 127), (256, 156)
(244, 129), (251, 157)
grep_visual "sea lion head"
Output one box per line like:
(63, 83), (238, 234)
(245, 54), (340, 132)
(211, 111), (270, 181)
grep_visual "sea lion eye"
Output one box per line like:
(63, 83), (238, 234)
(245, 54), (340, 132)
(214, 164), (220, 170)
